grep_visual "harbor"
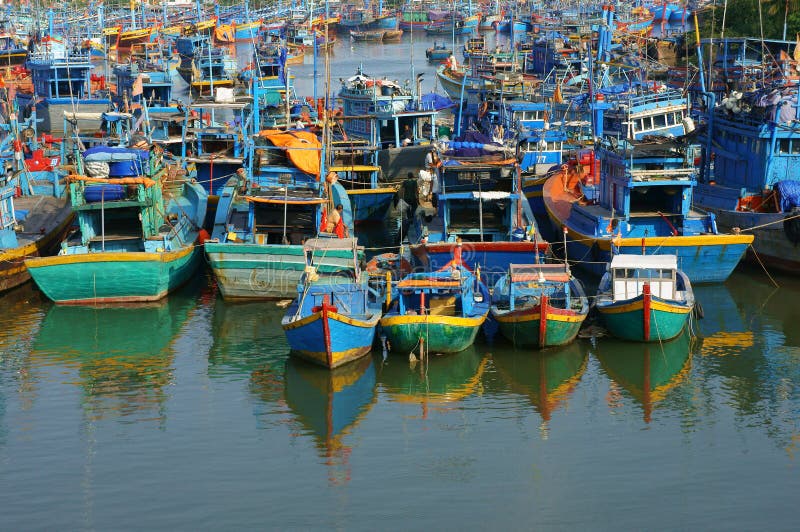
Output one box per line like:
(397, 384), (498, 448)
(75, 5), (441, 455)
(1, 0), (800, 528)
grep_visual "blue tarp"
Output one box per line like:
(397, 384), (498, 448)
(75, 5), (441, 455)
(420, 92), (455, 111)
(83, 146), (149, 163)
(777, 180), (800, 212)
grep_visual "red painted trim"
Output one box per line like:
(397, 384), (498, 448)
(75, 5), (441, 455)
(321, 295), (333, 367)
(539, 295), (549, 346)
(642, 283), (651, 341)
(424, 241), (550, 253)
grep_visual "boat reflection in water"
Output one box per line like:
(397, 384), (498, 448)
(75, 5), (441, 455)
(30, 295), (197, 423)
(595, 330), (692, 423)
(492, 342), (588, 429)
(208, 297), (289, 383)
(376, 346), (490, 415)
(283, 356), (377, 485)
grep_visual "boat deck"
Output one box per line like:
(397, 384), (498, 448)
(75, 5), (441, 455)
(13, 195), (71, 247)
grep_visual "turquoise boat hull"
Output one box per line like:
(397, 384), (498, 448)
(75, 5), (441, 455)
(205, 242), (360, 300)
(26, 246), (202, 304)
(598, 293), (691, 342)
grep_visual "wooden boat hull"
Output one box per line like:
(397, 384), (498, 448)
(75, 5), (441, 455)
(492, 305), (586, 348)
(0, 206), (73, 293)
(698, 206), (800, 274)
(380, 314), (485, 353)
(543, 173), (753, 283)
(284, 309), (379, 368)
(598, 293), (691, 342)
(117, 28), (155, 50)
(205, 243), (358, 300)
(25, 245), (202, 304)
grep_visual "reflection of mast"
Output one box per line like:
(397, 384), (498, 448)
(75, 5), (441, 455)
(643, 345), (652, 423)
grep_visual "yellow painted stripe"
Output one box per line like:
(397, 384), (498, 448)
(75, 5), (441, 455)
(26, 244), (194, 268)
(381, 314), (485, 327)
(0, 213), (73, 261)
(494, 311), (585, 324)
(292, 346), (371, 368)
(283, 310), (379, 330)
(545, 202), (754, 250)
(346, 187), (398, 195)
(600, 298), (692, 315)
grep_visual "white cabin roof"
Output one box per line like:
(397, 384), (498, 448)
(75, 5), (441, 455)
(609, 254), (677, 271)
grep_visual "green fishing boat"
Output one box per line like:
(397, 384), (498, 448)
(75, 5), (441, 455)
(26, 144), (207, 304)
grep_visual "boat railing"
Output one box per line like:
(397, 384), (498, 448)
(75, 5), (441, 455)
(628, 168), (694, 181)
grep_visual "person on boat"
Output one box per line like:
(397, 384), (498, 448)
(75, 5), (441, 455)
(417, 166), (433, 203)
(424, 146), (441, 170)
(402, 124), (413, 146)
(325, 203), (346, 236)
(401, 172), (418, 214)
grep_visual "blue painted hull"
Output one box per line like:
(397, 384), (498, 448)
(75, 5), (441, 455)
(419, 242), (548, 286)
(560, 235), (748, 284)
(283, 308), (379, 368)
(349, 191), (396, 223)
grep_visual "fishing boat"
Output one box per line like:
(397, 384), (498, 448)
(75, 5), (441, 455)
(692, 38), (800, 274)
(189, 44), (237, 95)
(595, 254), (694, 342)
(399, 0), (431, 30)
(21, 36), (111, 135)
(382, 29), (403, 42)
(380, 266), (490, 355)
(543, 136), (753, 284)
(25, 143), (208, 304)
(329, 164), (397, 225)
(205, 130), (357, 301)
(425, 41), (451, 62)
(0, 32), (27, 68)
(113, 42), (177, 115)
(282, 238), (383, 369)
(0, 173), (72, 293)
(490, 263), (589, 348)
(409, 159), (548, 286)
(350, 29), (385, 42)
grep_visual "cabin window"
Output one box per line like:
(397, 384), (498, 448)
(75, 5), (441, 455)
(778, 139), (791, 154)
(653, 114), (667, 129)
(629, 185), (682, 215)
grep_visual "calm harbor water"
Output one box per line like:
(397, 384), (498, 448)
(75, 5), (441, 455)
(2, 35), (799, 530)
(1, 264), (799, 529)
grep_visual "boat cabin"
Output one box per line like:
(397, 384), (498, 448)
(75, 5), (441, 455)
(602, 87), (690, 140)
(606, 254), (680, 302)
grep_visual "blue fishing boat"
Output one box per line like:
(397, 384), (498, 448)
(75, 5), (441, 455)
(20, 35), (111, 135)
(181, 98), (249, 196)
(189, 44), (237, 95)
(113, 43), (178, 115)
(544, 136), (753, 283)
(25, 138), (208, 304)
(282, 237), (383, 369)
(426, 41), (452, 62)
(381, 266), (490, 355)
(692, 39), (800, 274)
(595, 254), (694, 342)
(409, 153), (548, 285)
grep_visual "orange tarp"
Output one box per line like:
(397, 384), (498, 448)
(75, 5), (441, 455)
(67, 175), (156, 187)
(258, 129), (322, 179)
